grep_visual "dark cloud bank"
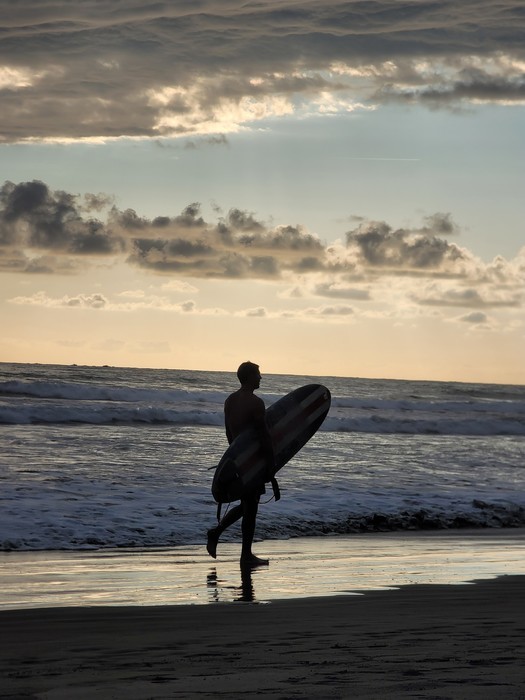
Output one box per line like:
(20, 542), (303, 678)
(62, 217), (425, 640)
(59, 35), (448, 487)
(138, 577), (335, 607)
(2, 180), (523, 312)
(0, 1), (524, 142)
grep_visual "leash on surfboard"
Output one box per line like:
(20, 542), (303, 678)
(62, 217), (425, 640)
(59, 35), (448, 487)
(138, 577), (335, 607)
(260, 492), (278, 505)
(214, 476), (281, 521)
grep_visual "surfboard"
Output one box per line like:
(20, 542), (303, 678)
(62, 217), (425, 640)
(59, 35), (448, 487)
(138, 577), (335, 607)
(212, 384), (331, 504)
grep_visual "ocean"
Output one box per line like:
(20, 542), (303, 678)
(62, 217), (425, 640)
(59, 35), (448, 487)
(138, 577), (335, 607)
(1, 362), (524, 552)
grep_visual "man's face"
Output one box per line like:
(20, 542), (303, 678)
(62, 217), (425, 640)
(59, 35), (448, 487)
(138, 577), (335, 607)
(253, 370), (261, 389)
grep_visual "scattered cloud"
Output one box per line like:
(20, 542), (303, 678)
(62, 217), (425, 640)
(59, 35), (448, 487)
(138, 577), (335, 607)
(311, 282), (371, 301)
(311, 304), (354, 317)
(376, 55), (525, 108)
(8, 288), (362, 328)
(0, 2), (524, 143)
(117, 289), (147, 299)
(344, 219), (470, 274)
(0, 180), (327, 279)
(458, 311), (490, 325)
(161, 279), (199, 294)
(0, 180), (124, 270)
(10, 291), (109, 309)
(3, 180), (524, 317)
(413, 285), (522, 309)
(243, 307), (267, 318)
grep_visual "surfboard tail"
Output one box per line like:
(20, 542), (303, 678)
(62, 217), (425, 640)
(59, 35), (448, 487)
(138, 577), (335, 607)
(211, 458), (241, 503)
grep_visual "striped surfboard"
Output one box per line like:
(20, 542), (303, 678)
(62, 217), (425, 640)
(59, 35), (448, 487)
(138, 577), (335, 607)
(212, 384), (331, 504)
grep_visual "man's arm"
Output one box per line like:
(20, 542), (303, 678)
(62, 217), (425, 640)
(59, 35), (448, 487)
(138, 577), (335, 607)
(224, 396), (234, 445)
(252, 397), (276, 479)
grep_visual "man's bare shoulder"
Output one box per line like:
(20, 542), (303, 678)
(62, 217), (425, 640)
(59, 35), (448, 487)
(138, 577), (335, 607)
(225, 390), (264, 407)
(247, 393), (265, 408)
(224, 391), (265, 425)
(224, 390), (238, 407)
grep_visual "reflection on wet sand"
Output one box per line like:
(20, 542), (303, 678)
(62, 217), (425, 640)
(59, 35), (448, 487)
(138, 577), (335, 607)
(2, 529), (525, 609)
(207, 566), (257, 603)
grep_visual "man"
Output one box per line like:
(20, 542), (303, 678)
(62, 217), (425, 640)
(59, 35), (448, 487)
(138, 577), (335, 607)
(207, 361), (275, 568)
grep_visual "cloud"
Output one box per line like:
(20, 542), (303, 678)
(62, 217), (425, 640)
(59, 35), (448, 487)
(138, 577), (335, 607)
(244, 307), (267, 318)
(316, 304), (354, 317)
(0, 180), (124, 270)
(114, 201), (326, 279)
(10, 291), (108, 309)
(117, 289), (147, 299)
(0, 2), (524, 143)
(377, 56), (525, 108)
(236, 303), (355, 322)
(8, 288), (359, 326)
(182, 134), (229, 150)
(413, 285), (522, 309)
(287, 304), (355, 322)
(459, 311), (490, 324)
(420, 213), (460, 237)
(161, 279), (199, 294)
(8, 290), (230, 317)
(311, 282), (371, 301)
(2, 179), (524, 315)
(344, 218), (470, 274)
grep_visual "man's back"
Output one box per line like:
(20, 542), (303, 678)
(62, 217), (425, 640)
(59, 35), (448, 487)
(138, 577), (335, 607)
(224, 389), (266, 443)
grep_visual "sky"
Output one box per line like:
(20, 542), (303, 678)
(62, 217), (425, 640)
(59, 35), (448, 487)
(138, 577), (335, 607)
(1, 1), (524, 384)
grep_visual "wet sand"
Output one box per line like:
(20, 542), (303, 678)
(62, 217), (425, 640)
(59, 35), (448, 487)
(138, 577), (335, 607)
(2, 529), (525, 608)
(1, 531), (525, 698)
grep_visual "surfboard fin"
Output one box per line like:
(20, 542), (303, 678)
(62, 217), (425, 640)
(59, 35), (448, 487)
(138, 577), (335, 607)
(270, 476), (281, 502)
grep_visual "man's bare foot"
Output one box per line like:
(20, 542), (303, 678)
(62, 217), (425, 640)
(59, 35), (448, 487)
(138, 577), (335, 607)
(240, 554), (269, 568)
(206, 528), (219, 559)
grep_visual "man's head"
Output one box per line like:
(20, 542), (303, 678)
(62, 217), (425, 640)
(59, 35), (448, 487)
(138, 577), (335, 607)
(237, 361), (261, 388)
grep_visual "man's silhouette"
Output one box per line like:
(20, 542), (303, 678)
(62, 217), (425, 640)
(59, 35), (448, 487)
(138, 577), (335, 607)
(207, 361), (275, 567)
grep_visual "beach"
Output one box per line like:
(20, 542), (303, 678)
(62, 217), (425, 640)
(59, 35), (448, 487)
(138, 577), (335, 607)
(1, 579), (524, 700)
(1, 532), (525, 698)
(2, 364), (524, 696)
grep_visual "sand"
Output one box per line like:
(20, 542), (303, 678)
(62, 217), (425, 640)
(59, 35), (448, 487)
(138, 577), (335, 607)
(1, 531), (525, 698)
(1, 577), (524, 699)
(2, 529), (525, 607)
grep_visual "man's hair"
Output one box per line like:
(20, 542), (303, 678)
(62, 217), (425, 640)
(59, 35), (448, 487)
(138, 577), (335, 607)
(237, 361), (260, 385)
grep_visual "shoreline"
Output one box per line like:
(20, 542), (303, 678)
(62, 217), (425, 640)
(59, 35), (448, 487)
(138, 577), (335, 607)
(1, 575), (524, 698)
(2, 528), (525, 609)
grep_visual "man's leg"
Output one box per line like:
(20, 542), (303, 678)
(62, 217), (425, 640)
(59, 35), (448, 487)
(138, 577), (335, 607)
(240, 494), (258, 559)
(206, 503), (243, 558)
(240, 494), (268, 567)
